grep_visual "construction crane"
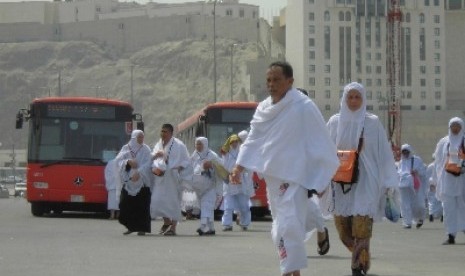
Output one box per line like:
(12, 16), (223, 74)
(387, 0), (402, 160)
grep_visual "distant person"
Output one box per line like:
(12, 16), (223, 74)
(190, 137), (222, 235)
(220, 133), (254, 231)
(426, 155), (443, 222)
(397, 144), (427, 229)
(230, 61), (339, 276)
(325, 82), (398, 276)
(104, 158), (120, 220)
(115, 130), (153, 236)
(433, 117), (465, 245)
(150, 123), (191, 236)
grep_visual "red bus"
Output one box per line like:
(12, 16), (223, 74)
(15, 97), (143, 216)
(176, 102), (269, 218)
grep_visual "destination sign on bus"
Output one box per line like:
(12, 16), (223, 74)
(47, 104), (116, 119)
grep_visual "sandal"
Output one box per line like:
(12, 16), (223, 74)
(317, 227), (330, 256)
(159, 224), (171, 235)
(163, 227), (176, 236)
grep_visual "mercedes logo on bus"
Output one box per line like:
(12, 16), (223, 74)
(73, 176), (84, 186)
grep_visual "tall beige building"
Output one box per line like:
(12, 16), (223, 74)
(285, 0), (465, 119)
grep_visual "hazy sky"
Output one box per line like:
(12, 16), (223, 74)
(0, 0), (286, 21)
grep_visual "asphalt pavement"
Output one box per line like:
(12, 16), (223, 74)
(0, 197), (463, 276)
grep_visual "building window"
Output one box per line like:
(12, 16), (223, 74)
(366, 91), (372, 100)
(309, 90), (315, 98)
(434, 0), (439, 6)
(325, 105), (331, 111)
(435, 105), (441, 110)
(419, 13), (425, 24)
(435, 91), (441, 99)
(309, 0), (315, 4)
(324, 65), (331, 73)
(406, 91), (412, 99)
(420, 79), (426, 86)
(309, 65), (315, 73)
(309, 25), (315, 34)
(309, 51), (315, 59)
(252, 11), (257, 18)
(434, 53), (440, 61)
(226, 9), (233, 16)
(346, 11), (351, 21)
(424, 0), (430, 6)
(118, 23), (124, 30)
(434, 15), (440, 23)
(325, 90), (331, 98)
(376, 66), (382, 74)
(309, 78), (315, 85)
(366, 66), (372, 74)
(239, 9), (245, 18)
(376, 53), (382, 60)
(325, 78), (331, 86)
(366, 53), (371, 60)
(435, 79), (441, 87)
(339, 11), (344, 21)
(376, 79), (382, 86)
(435, 40), (440, 49)
(420, 66), (426, 74)
(309, 12), (315, 21)
(324, 11), (330, 21)
(435, 66), (441, 74)
(434, 28), (440, 36)
(309, 38), (315, 47)
(366, 105), (373, 111)
(96, 6), (101, 13)
(405, 13), (411, 23)
(421, 105), (426, 110)
(366, 79), (372, 87)
(421, 91), (426, 99)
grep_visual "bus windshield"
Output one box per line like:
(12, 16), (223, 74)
(207, 123), (250, 154)
(28, 118), (126, 163)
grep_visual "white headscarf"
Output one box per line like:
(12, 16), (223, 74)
(128, 129), (144, 153)
(336, 82), (367, 149)
(194, 137), (209, 159)
(448, 117), (464, 150)
(238, 130), (248, 143)
(400, 144), (413, 160)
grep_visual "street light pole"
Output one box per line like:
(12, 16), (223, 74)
(230, 44), (237, 102)
(213, 0), (217, 103)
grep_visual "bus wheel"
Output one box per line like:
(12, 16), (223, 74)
(31, 202), (45, 217)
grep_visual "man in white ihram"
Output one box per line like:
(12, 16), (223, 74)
(230, 61), (339, 276)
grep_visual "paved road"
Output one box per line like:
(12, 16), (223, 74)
(0, 197), (463, 276)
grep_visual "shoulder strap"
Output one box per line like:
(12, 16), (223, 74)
(410, 157), (414, 173)
(357, 128), (364, 153)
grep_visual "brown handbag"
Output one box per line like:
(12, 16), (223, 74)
(332, 128), (364, 193)
(445, 141), (464, 177)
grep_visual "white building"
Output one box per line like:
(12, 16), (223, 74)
(0, 0), (259, 24)
(286, 0), (465, 116)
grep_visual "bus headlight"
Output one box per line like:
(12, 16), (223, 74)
(33, 182), (49, 189)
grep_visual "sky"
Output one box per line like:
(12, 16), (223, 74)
(0, 0), (286, 22)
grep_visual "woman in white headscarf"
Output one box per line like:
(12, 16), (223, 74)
(397, 144), (427, 229)
(191, 137), (222, 235)
(115, 129), (153, 235)
(325, 82), (398, 276)
(433, 117), (465, 245)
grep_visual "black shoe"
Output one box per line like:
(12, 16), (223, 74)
(123, 230), (133, 235)
(440, 215), (443, 222)
(442, 234), (455, 245)
(429, 214), (434, 222)
(137, 232), (145, 236)
(196, 228), (204, 236)
(352, 268), (365, 276)
(204, 230), (216, 235)
(416, 220), (423, 229)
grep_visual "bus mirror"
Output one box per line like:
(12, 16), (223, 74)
(15, 112), (23, 129)
(132, 113), (142, 121)
(136, 121), (144, 131)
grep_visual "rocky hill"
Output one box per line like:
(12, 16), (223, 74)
(0, 39), (261, 148)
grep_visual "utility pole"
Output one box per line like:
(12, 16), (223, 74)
(213, 0), (217, 103)
(130, 65), (134, 105)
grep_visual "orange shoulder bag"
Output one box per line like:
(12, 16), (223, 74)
(332, 128), (364, 194)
